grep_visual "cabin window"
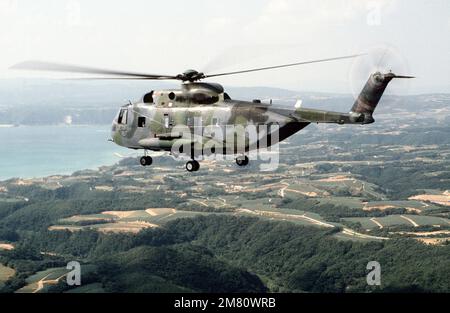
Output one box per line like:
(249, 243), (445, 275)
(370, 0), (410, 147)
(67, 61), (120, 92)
(118, 109), (128, 125)
(138, 116), (146, 127)
(195, 116), (203, 127)
(192, 93), (219, 105)
(164, 114), (170, 128)
(212, 117), (219, 126)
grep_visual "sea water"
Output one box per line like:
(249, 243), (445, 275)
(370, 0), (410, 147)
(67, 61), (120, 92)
(0, 125), (133, 180)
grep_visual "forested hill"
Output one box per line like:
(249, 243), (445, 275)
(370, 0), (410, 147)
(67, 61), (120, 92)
(1, 215), (449, 293)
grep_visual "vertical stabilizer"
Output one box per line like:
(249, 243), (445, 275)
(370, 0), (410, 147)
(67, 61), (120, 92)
(351, 72), (413, 124)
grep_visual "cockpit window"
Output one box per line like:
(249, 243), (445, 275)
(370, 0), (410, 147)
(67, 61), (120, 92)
(118, 109), (128, 124)
(143, 91), (154, 104)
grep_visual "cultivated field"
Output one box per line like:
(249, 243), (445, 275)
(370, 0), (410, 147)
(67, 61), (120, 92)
(15, 267), (69, 293)
(51, 208), (206, 233)
(0, 243), (14, 251)
(0, 264), (15, 289)
(344, 215), (450, 230)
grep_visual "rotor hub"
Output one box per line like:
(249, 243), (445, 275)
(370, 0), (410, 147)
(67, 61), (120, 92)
(177, 69), (205, 82)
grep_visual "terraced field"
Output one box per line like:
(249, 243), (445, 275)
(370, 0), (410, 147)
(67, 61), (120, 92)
(51, 208), (207, 233)
(344, 214), (450, 230)
(48, 169), (450, 244)
(15, 267), (69, 293)
(0, 243), (14, 251)
(235, 208), (334, 228)
(362, 200), (435, 213)
(316, 196), (366, 209)
(409, 190), (450, 207)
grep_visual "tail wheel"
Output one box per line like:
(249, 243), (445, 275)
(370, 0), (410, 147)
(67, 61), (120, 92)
(236, 156), (249, 166)
(140, 156), (152, 166)
(186, 160), (200, 172)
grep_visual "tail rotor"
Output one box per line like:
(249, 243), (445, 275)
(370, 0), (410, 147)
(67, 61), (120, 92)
(349, 44), (414, 103)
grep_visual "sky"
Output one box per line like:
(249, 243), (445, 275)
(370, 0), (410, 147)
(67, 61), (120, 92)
(0, 0), (449, 94)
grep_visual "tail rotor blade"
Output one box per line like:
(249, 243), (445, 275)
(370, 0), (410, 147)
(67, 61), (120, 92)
(349, 44), (413, 100)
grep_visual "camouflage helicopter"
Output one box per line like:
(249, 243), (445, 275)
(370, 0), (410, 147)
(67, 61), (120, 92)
(12, 55), (413, 172)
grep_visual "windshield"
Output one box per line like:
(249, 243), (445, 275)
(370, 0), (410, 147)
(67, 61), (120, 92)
(117, 108), (128, 124)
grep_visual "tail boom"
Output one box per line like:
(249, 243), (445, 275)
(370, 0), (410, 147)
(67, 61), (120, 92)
(350, 72), (413, 124)
(287, 72), (413, 125)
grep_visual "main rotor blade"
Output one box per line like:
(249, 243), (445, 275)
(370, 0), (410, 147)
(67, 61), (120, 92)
(10, 60), (179, 80)
(203, 54), (365, 79)
(65, 77), (175, 80)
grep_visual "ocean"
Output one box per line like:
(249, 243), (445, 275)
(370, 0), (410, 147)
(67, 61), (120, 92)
(0, 125), (133, 180)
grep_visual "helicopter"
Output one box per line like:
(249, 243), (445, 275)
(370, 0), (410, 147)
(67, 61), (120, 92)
(11, 54), (413, 172)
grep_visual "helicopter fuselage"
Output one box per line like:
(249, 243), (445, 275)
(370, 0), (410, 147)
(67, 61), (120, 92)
(110, 72), (400, 169)
(111, 91), (304, 156)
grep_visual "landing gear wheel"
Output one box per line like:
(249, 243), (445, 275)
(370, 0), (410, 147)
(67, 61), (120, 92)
(140, 156), (153, 166)
(186, 160), (200, 172)
(236, 156), (249, 166)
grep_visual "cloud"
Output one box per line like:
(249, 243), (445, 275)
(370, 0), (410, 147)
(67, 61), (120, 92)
(0, 0), (447, 93)
(241, 0), (398, 40)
